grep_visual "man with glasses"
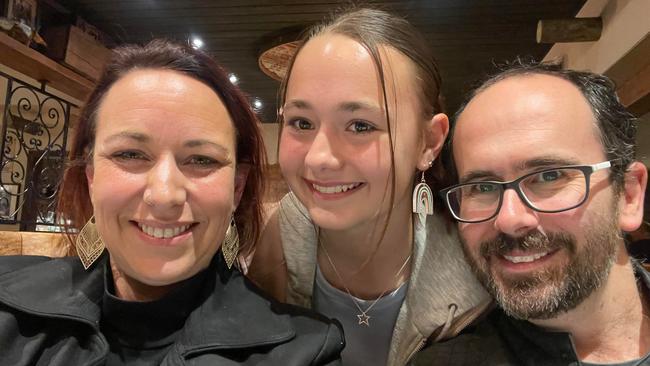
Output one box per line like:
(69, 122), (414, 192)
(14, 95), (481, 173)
(415, 61), (649, 365)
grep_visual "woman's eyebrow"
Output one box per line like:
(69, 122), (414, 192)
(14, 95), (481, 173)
(184, 139), (230, 155)
(104, 131), (149, 144)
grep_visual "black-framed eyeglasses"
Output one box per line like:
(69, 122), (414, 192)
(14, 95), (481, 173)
(440, 160), (615, 223)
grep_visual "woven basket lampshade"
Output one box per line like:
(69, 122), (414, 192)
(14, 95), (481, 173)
(258, 40), (301, 81)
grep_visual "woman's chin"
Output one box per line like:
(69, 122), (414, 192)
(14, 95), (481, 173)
(114, 255), (207, 288)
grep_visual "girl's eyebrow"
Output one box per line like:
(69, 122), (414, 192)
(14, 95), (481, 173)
(284, 99), (311, 110)
(284, 99), (380, 113)
(338, 101), (381, 113)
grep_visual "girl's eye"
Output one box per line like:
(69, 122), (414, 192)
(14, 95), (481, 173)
(347, 120), (376, 134)
(286, 118), (314, 131)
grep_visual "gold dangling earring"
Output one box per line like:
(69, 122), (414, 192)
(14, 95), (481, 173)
(412, 161), (434, 216)
(222, 216), (240, 269)
(76, 215), (105, 270)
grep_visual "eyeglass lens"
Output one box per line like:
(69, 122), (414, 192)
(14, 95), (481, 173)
(448, 167), (588, 222)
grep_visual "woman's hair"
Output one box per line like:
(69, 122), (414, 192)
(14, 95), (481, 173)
(57, 39), (267, 257)
(277, 7), (447, 228)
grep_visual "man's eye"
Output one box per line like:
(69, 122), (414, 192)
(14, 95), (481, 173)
(536, 170), (563, 182)
(347, 120), (376, 133)
(474, 184), (496, 193)
(287, 118), (314, 130)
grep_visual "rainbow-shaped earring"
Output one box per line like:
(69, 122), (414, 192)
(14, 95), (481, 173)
(412, 168), (434, 216)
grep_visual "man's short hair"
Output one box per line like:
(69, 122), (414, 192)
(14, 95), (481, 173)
(444, 59), (638, 192)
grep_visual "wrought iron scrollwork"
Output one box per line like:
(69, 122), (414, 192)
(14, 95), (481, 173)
(1, 70), (72, 231)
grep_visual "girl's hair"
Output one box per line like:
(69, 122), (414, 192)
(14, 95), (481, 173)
(277, 7), (447, 239)
(57, 39), (267, 257)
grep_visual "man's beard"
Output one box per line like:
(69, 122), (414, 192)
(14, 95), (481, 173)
(462, 212), (620, 320)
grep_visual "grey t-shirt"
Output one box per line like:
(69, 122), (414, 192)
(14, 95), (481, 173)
(582, 353), (650, 366)
(313, 266), (407, 366)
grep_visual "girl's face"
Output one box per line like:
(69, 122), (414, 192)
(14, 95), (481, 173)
(87, 69), (246, 287)
(279, 34), (445, 232)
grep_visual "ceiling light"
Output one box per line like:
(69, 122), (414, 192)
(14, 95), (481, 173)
(191, 37), (204, 49)
(229, 73), (239, 84)
(253, 98), (263, 110)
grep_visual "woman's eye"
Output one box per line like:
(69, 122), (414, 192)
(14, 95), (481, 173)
(187, 156), (218, 167)
(111, 150), (146, 161)
(286, 118), (314, 130)
(347, 120), (376, 134)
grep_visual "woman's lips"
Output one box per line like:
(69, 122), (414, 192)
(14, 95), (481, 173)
(133, 221), (196, 240)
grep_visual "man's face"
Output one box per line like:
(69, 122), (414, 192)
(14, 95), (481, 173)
(452, 74), (624, 320)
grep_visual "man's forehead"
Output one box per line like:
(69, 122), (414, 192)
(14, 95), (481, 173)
(452, 74), (604, 176)
(457, 74), (592, 129)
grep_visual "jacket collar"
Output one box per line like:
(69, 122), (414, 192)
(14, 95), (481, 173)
(387, 213), (490, 366)
(0, 254), (104, 327)
(0, 253), (296, 351)
(177, 255), (295, 355)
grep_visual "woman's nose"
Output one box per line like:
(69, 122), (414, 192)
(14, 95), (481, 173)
(143, 154), (187, 212)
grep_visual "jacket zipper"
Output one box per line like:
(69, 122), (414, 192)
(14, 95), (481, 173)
(446, 300), (494, 339)
(405, 338), (427, 365)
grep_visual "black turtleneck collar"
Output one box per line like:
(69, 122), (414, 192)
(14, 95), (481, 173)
(101, 260), (210, 365)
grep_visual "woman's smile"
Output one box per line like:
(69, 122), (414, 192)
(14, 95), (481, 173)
(134, 221), (196, 240)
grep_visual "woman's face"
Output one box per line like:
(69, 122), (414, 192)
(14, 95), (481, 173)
(87, 69), (246, 286)
(279, 34), (443, 231)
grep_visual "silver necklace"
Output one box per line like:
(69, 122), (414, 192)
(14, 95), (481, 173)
(319, 242), (411, 327)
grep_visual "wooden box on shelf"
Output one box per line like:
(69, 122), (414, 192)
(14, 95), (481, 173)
(42, 24), (110, 81)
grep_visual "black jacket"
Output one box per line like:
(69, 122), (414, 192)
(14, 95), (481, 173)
(0, 255), (344, 366)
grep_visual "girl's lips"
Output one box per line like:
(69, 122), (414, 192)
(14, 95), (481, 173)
(303, 179), (365, 199)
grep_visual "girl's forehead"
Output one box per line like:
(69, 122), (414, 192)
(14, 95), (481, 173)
(291, 34), (419, 96)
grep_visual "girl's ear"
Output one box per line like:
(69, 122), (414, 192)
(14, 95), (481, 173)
(418, 113), (449, 170)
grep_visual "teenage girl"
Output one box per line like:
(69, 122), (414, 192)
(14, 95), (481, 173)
(249, 8), (490, 366)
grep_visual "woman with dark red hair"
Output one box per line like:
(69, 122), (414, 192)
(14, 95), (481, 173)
(0, 39), (343, 366)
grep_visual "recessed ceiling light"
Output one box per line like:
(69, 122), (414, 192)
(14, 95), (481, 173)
(191, 37), (204, 49)
(253, 98), (263, 110)
(229, 73), (239, 84)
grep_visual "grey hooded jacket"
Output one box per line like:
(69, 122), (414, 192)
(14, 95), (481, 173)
(276, 192), (491, 366)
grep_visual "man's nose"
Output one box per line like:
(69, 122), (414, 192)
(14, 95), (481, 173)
(493, 189), (539, 237)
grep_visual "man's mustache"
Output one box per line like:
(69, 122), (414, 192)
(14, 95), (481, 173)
(480, 230), (576, 258)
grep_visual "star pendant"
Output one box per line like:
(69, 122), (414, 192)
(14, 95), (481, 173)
(357, 312), (370, 326)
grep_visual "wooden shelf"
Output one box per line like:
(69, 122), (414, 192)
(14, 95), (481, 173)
(0, 32), (95, 101)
